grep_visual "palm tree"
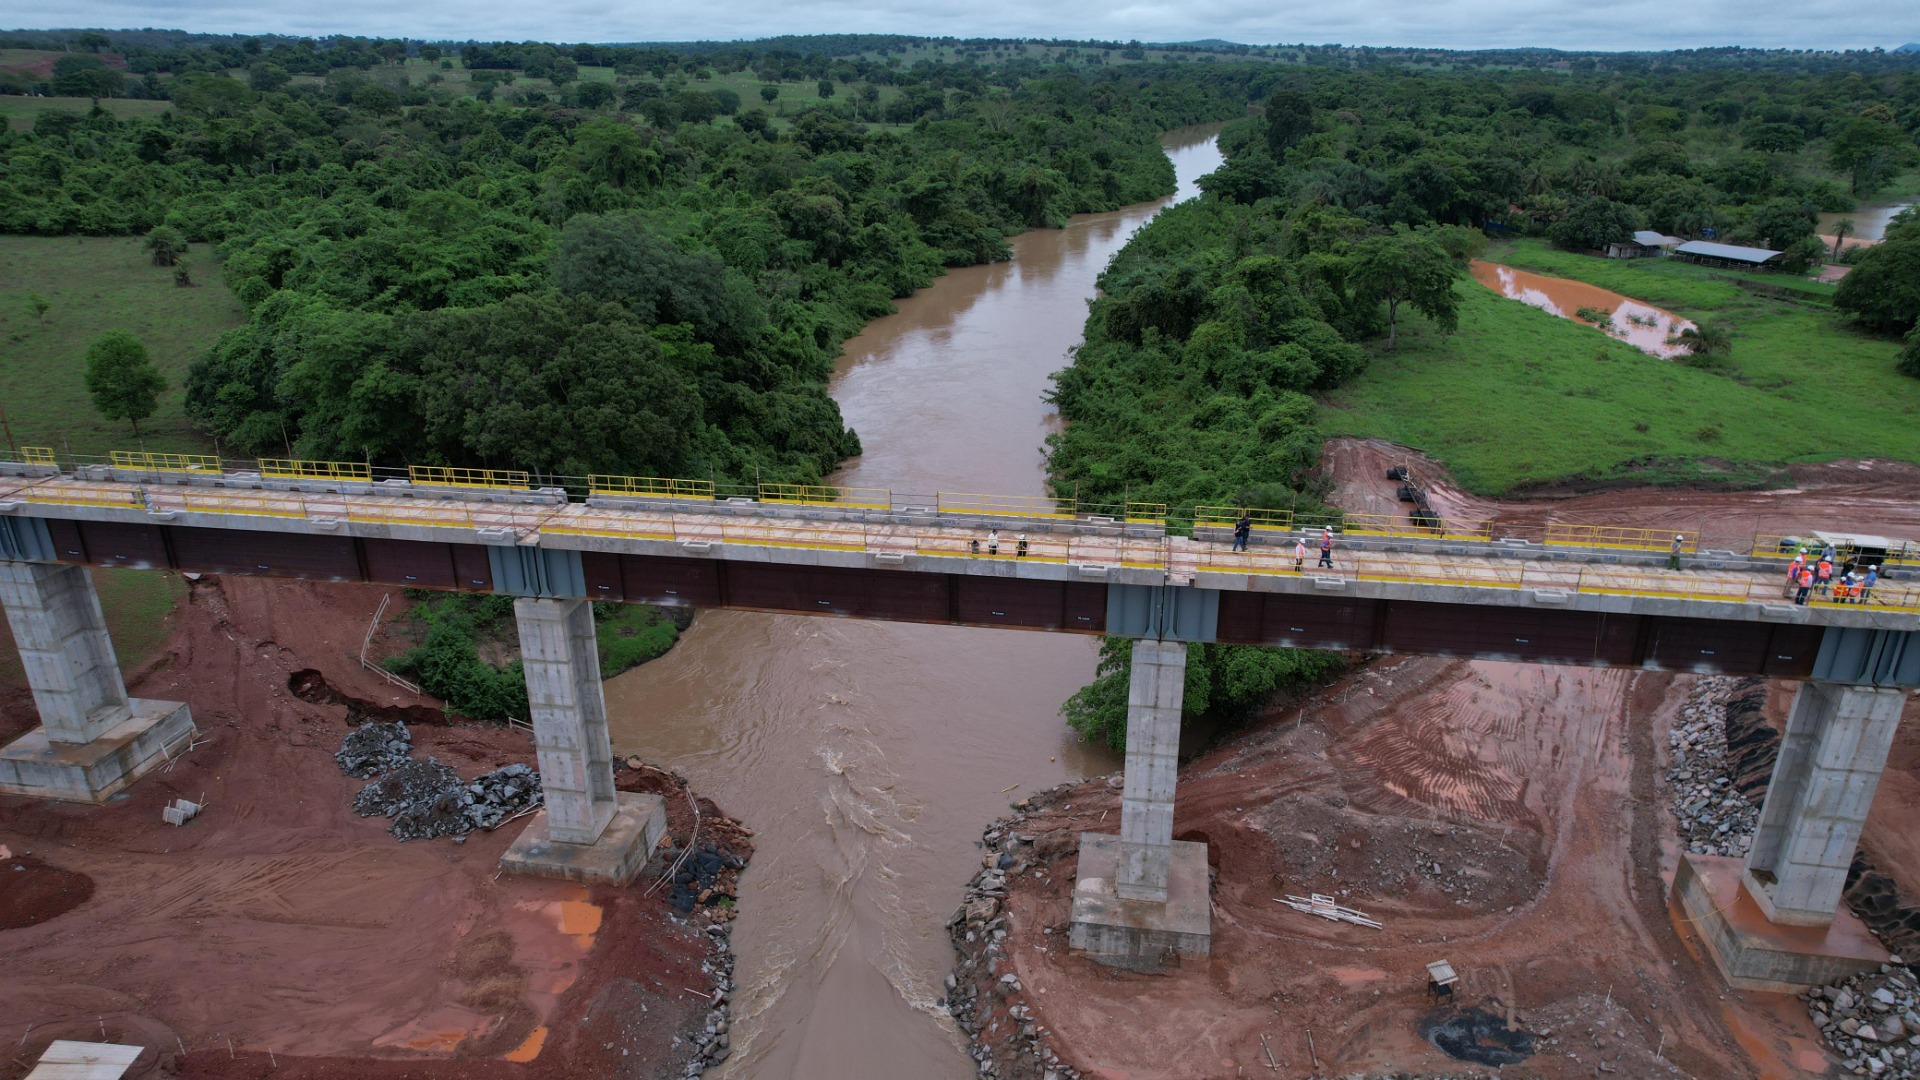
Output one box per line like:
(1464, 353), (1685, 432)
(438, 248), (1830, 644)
(1671, 321), (1733, 361)
(1831, 217), (1854, 259)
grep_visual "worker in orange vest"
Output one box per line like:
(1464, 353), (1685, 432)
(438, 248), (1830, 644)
(1794, 565), (1815, 605)
(1783, 551), (1806, 598)
(1815, 557), (1834, 594)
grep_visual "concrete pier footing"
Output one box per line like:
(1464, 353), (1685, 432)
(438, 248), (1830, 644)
(499, 597), (665, 884)
(1072, 639), (1211, 966)
(0, 562), (194, 802)
(1677, 853), (1888, 992)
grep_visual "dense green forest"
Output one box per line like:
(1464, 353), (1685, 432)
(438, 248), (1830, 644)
(2, 54), (1279, 482)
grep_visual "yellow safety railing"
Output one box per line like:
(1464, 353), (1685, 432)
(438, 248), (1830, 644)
(758, 483), (890, 510)
(408, 465), (530, 490)
(590, 475), (714, 501)
(1752, 535), (1811, 560)
(1125, 502), (1167, 525)
(258, 458), (372, 483)
(1194, 506), (1295, 531)
(111, 450), (222, 475)
(937, 492), (1076, 520)
(181, 491), (307, 519)
(1546, 523), (1695, 553)
(1340, 512), (1494, 543)
(18, 446), (55, 467)
(22, 487), (141, 509)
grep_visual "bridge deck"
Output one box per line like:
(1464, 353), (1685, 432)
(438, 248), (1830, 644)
(4, 473), (1914, 618)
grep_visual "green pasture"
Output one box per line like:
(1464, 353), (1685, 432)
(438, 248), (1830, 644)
(0, 235), (242, 460)
(1323, 242), (1915, 494)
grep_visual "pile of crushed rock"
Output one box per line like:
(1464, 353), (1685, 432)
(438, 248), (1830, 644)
(334, 720), (415, 778)
(1806, 959), (1920, 1077)
(336, 722), (541, 841)
(1665, 676), (1759, 858)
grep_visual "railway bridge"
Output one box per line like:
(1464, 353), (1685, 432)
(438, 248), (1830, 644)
(1, 450), (1917, 987)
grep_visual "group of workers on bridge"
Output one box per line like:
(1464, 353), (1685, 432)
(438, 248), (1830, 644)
(1785, 544), (1880, 606)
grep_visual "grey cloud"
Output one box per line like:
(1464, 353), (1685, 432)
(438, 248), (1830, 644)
(10, 0), (1919, 50)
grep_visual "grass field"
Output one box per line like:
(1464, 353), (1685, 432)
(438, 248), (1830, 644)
(1322, 240), (1917, 494)
(0, 568), (187, 684)
(0, 96), (171, 131)
(0, 235), (243, 460)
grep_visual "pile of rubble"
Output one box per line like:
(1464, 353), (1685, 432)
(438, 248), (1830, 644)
(461, 763), (544, 831)
(945, 783), (1086, 1080)
(338, 723), (544, 841)
(665, 844), (742, 915)
(1664, 677), (1759, 857)
(1805, 959), (1920, 1077)
(334, 721), (414, 778)
(681, 922), (738, 1076)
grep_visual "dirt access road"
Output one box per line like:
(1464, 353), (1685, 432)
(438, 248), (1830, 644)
(0, 576), (737, 1080)
(955, 440), (1920, 1079)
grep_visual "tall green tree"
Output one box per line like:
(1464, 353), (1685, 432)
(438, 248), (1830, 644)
(83, 330), (167, 434)
(1828, 116), (1910, 195)
(1263, 89), (1313, 157)
(1348, 229), (1460, 348)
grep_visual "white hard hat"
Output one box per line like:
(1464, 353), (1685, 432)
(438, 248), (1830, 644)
(1675, 534), (1684, 540)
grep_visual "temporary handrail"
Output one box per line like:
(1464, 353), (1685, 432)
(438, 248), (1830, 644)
(408, 465), (531, 490)
(1194, 506), (1295, 530)
(758, 483), (890, 510)
(258, 458), (373, 482)
(591, 475), (714, 501)
(1545, 523), (1696, 553)
(110, 450), (222, 475)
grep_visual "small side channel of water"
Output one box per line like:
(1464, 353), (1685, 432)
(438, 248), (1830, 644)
(1470, 260), (1696, 360)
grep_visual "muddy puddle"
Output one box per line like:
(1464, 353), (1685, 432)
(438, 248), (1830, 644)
(1471, 260), (1695, 359)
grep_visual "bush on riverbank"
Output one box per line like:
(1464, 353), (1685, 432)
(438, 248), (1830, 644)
(387, 594), (685, 720)
(1062, 639), (1347, 751)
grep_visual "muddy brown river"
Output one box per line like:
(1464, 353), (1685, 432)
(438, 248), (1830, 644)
(604, 126), (1224, 1079)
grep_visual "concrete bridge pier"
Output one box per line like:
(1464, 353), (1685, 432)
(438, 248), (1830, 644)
(1677, 680), (1907, 991)
(498, 596), (665, 885)
(0, 560), (194, 802)
(1069, 639), (1211, 969)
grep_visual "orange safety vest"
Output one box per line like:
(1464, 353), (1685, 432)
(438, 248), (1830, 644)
(1787, 556), (1805, 580)
(1799, 568), (1814, 587)
(1816, 559), (1833, 580)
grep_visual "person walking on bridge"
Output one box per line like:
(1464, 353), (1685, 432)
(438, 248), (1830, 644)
(1318, 528), (1334, 569)
(1795, 565), (1815, 606)
(1784, 550), (1807, 599)
(1667, 534), (1684, 571)
(1815, 556), (1834, 595)
(1232, 512), (1252, 553)
(1293, 536), (1308, 572)
(1862, 564), (1880, 604)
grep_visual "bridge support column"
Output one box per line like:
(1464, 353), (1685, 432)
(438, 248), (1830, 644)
(0, 561), (194, 802)
(1069, 639), (1210, 970)
(1676, 681), (1902, 991)
(498, 597), (664, 886)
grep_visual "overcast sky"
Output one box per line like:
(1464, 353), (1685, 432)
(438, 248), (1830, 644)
(11, 0), (1920, 52)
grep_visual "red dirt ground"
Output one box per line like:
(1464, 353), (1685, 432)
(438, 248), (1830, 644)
(0, 576), (737, 1080)
(959, 440), (1920, 1079)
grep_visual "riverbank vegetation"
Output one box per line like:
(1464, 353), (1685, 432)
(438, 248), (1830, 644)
(386, 594), (686, 719)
